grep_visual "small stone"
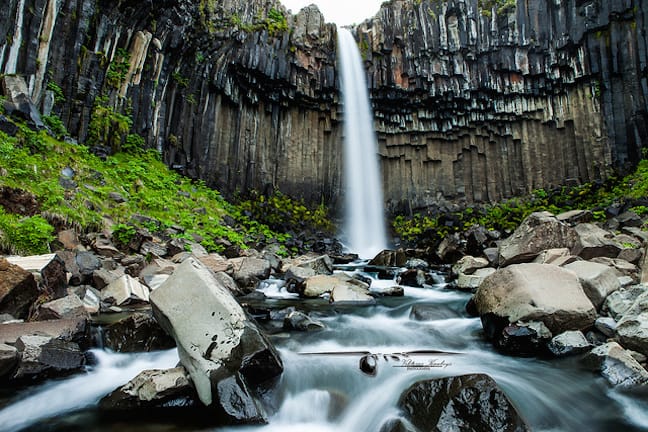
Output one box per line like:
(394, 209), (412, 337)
(594, 317), (617, 338)
(548, 331), (591, 357)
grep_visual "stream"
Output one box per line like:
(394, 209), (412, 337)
(1, 265), (648, 432)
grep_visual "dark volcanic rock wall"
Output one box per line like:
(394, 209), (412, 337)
(360, 0), (648, 212)
(0, 0), (647, 214)
(0, 0), (341, 204)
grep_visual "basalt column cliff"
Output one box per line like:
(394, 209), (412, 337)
(362, 0), (648, 212)
(0, 0), (646, 213)
(0, 0), (341, 204)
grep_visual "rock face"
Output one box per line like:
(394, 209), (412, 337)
(585, 342), (648, 387)
(474, 263), (597, 338)
(150, 258), (282, 422)
(1, 0), (646, 211)
(498, 213), (576, 266)
(100, 367), (198, 409)
(0, 258), (39, 319)
(396, 374), (530, 432)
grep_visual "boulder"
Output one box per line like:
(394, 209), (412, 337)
(57, 229), (80, 250)
(0, 343), (19, 378)
(494, 321), (552, 356)
(1, 76), (43, 127)
(452, 255), (489, 276)
(92, 268), (121, 290)
(330, 282), (375, 304)
(101, 275), (150, 306)
(370, 285), (405, 297)
(572, 223), (623, 260)
(532, 248), (578, 266)
(12, 335), (85, 380)
(0, 258), (39, 319)
(595, 317), (617, 338)
(73, 251), (101, 285)
(150, 258), (282, 420)
(591, 257), (640, 281)
(302, 274), (337, 298)
(213, 271), (243, 297)
(283, 311), (326, 331)
(102, 312), (175, 353)
(547, 330), (591, 357)
(584, 342), (648, 387)
(616, 290), (648, 356)
(498, 212), (576, 266)
(410, 304), (461, 321)
(556, 209), (593, 225)
(396, 374), (530, 432)
(229, 257), (272, 293)
(100, 367), (198, 409)
(603, 285), (648, 320)
(296, 254), (334, 275)
(563, 261), (621, 309)
(0, 319), (89, 346)
(405, 258), (429, 270)
(397, 269), (431, 287)
(284, 265), (316, 294)
(456, 267), (496, 291)
(436, 233), (464, 263)
(34, 294), (89, 320)
(474, 263), (597, 338)
(369, 250), (407, 267)
(91, 235), (123, 258)
(6, 254), (67, 298)
(199, 254), (233, 274)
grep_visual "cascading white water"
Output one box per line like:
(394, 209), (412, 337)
(338, 28), (388, 259)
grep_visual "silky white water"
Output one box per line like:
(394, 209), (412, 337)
(338, 28), (388, 259)
(2, 268), (648, 432)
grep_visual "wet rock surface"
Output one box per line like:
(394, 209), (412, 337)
(396, 374), (530, 432)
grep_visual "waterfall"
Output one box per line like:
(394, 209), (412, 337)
(337, 28), (388, 259)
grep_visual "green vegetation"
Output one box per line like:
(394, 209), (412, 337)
(105, 48), (131, 88)
(0, 117), (333, 256)
(42, 114), (68, 140)
(46, 81), (65, 104)
(478, 0), (516, 16)
(394, 163), (648, 243)
(229, 8), (289, 36)
(86, 97), (132, 153)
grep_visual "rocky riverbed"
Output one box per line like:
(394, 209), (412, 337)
(1, 209), (648, 430)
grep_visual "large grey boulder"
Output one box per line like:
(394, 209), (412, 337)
(369, 250), (407, 267)
(295, 254), (334, 275)
(498, 212), (576, 266)
(150, 258), (282, 422)
(329, 274), (374, 304)
(616, 290), (648, 356)
(452, 255), (489, 276)
(572, 223), (623, 260)
(563, 261), (621, 309)
(100, 367), (198, 409)
(584, 342), (648, 387)
(0, 258), (39, 319)
(474, 263), (597, 339)
(396, 374), (530, 432)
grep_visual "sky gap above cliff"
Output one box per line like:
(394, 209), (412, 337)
(281, 0), (383, 25)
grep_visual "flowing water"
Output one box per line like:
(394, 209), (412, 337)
(2, 266), (648, 432)
(338, 28), (388, 258)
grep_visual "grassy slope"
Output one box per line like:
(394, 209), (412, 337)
(0, 122), (330, 256)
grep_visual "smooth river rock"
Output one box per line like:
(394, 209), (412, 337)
(474, 263), (597, 341)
